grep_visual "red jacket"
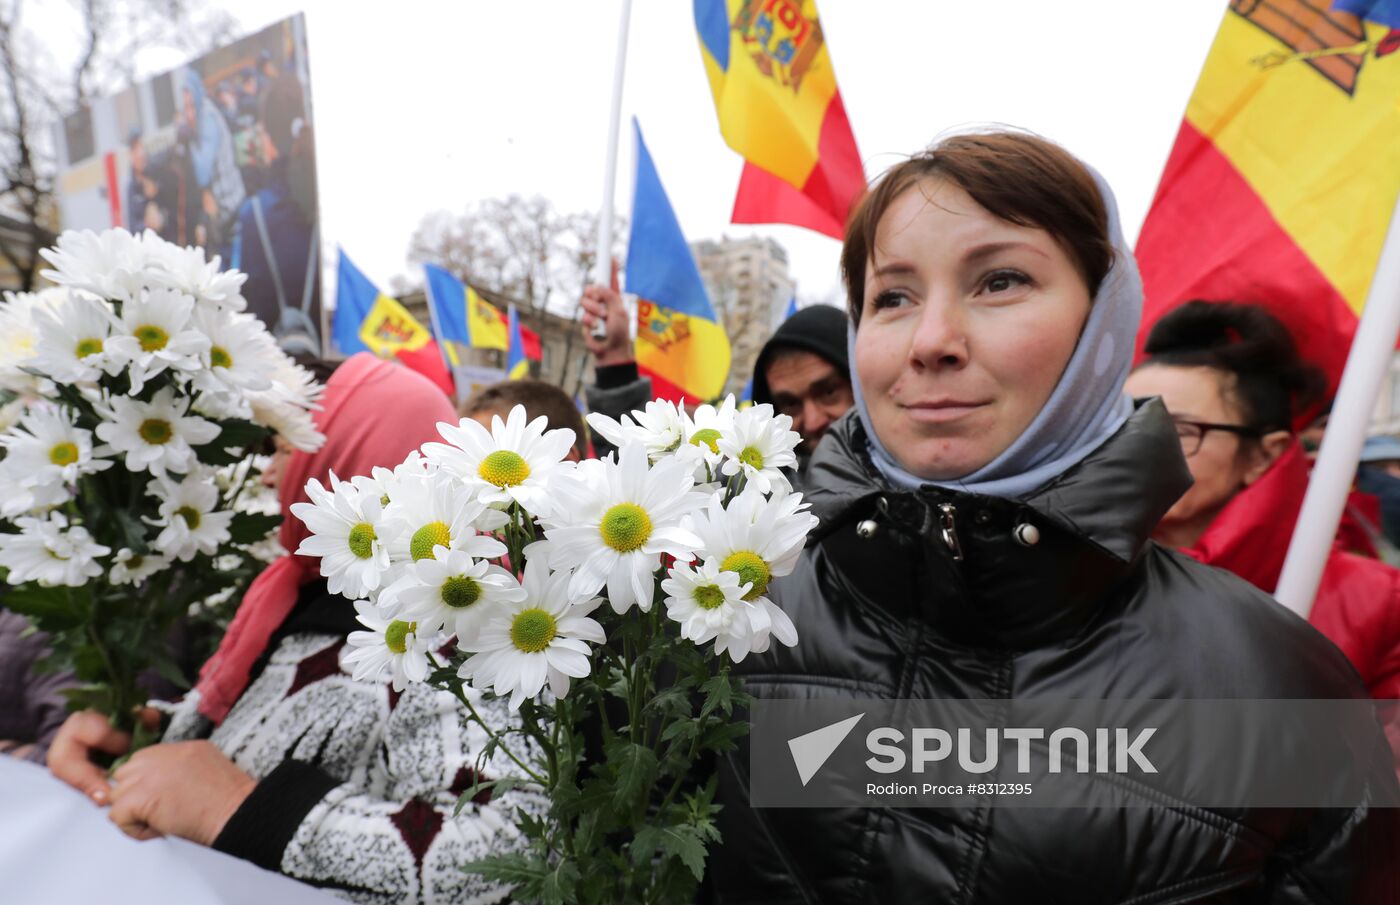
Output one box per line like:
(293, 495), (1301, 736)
(1183, 442), (1400, 700)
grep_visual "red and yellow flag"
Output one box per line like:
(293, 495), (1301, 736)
(694, 0), (864, 239)
(1136, 2), (1400, 393)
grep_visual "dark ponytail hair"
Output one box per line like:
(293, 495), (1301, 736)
(1141, 301), (1326, 432)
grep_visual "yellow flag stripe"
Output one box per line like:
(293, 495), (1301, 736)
(1186, 12), (1400, 314)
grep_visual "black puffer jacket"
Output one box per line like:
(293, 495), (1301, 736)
(712, 400), (1398, 904)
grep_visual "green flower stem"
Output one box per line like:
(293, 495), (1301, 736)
(724, 468), (748, 505)
(438, 663), (547, 788)
(655, 662), (727, 821)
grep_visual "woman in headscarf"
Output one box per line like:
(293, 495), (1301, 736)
(48, 354), (535, 904)
(710, 131), (1396, 903)
(1125, 301), (1400, 702)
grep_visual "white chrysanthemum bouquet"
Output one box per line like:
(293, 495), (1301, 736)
(0, 228), (324, 740)
(293, 396), (816, 903)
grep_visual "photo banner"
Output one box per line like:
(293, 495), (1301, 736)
(54, 14), (322, 355)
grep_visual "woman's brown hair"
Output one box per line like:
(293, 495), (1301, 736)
(841, 130), (1113, 325)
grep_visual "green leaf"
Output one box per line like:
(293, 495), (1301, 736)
(540, 859), (579, 905)
(112, 509), (151, 555)
(659, 824), (709, 881)
(629, 825), (662, 868)
(1, 585), (87, 631)
(228, 511), (282, 545)
(149, 651), (192, 691)
(701, 720), (750, 752)
(461, 852), (548, 900)
(193, 419), (270, 465)
(700, 673), (733, 719)
(606, 739), (658, 813)
(660, 718), (699, 746)
(70, 645), (107, 683)
(644, 685), (695, 720)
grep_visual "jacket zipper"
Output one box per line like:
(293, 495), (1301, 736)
(938, 502), (965, 562)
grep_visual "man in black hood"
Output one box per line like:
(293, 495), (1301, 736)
(746, 305), (853, 460)
(580, 284), (853, 478)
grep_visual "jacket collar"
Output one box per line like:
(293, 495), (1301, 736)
(1182, 441), (1306, 592)
(804, 399), (1193, 648)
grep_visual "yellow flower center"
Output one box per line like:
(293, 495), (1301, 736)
(409, 521), (452, 561)
(135, 324), (169, 352)
(347, 523), (376, 559)
(75, 337), (104, 358)
(599, 503), (652, 552)
(127, 555), (145, 569)
(721, 550), (771, 601)
(440, 575), (482, 609)
(689, 428), (722, 454)
(694, 584), (727, 610)
(477, 450), (531, 487)
(739, 445), (765, 470)
(384, 620), (416, 654)
(176, 505), (201, 529)
(138, 418), (173, 444)
(210, 345), (232, 368)
(509, 608), (557, 653)
(49, 442), (79, 466)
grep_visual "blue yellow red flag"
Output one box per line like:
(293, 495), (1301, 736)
(357, 295), (431, 359)
(693, 0), (864, 239)
(334, 250), (431, 358)
(1135, 1), (1400, 397)
(422, 264), (509, 351)
(627, 120), (731, 403)
(507, 304), (529, 380)
(332, 249), (376, 355)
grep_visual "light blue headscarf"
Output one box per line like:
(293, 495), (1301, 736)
(850, 163), (1140, 500)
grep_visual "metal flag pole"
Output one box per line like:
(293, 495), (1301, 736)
(590, 0), (634, 338)
(1275, 190), (1400, 616)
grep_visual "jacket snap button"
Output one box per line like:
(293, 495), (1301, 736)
(974, 510), (992, 525)
(856, 519), (879, 539)
(1013, 523), (1040, 546)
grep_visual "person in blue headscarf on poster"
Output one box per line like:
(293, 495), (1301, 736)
(178, 67), (246, 255)
(230, 71), (319, 355)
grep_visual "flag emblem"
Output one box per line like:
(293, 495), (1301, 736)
(636, 299), (693, 352)
(732, 0), (823, 92)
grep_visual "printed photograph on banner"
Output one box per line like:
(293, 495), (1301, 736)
(53, 14), (321, 356)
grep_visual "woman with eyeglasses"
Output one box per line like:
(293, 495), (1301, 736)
(1125, 300), (1400, 701)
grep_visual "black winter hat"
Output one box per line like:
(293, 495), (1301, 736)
(750, 305), (850, 407)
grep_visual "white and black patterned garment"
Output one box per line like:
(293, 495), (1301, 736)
(160, 580), (542, 905)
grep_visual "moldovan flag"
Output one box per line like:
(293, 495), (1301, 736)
(423, 264), (509, 352)
(627, 120), (731, 404)
(333, 249), (430, 358)
(1135, 1), (1400, 395)
(694, 0), (864, 239)
(507, 304), (530, 379)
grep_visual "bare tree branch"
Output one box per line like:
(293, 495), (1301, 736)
(0, 0), (238, 291)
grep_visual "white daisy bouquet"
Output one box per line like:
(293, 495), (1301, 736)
(0, 227), (324, 741)
(292, 397), (816, 903)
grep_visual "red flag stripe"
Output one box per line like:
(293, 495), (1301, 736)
(1135, 119), (1358, 404)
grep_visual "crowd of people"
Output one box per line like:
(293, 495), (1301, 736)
(125, 52), (320, 355)
(5, 127), (1400, 902)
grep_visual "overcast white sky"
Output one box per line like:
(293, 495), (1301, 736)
(49, 0), (1228, 306)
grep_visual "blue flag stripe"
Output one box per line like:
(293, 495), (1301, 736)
(625, 120), (717, 322)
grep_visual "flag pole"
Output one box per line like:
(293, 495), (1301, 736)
(1275, 191), (1400, 616)
(590, 0), (633, 338)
